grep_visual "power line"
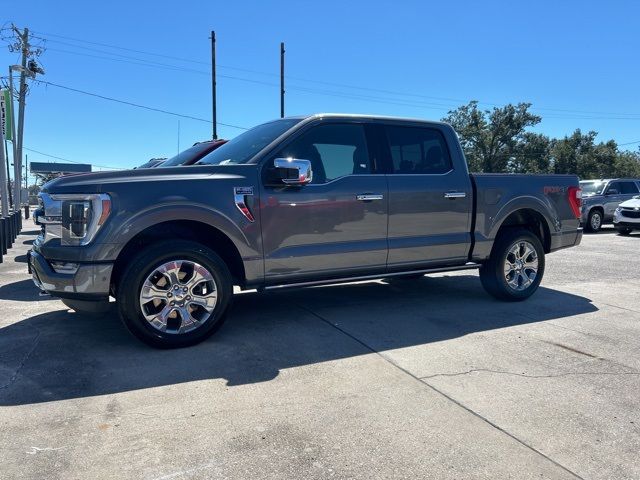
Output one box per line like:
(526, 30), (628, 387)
(32, 31), (210, 66)
(32, 30), (640, 119)
(34, 79), (249, 130)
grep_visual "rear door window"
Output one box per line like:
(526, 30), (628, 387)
(620, 181), (639, 194)
(385, 126), (452, 174)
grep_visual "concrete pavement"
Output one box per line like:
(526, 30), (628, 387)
(0, 219), (638, 479)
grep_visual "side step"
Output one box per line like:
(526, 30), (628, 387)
(261, 263), (481, 292)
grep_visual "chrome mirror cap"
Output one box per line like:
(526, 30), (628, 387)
(274, 158), (313, 185)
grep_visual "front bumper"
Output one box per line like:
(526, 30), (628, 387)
(613, 210), (640, 228)
(28, 249), (113, 300)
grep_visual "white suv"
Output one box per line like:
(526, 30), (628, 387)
(613, 195), (640, 235)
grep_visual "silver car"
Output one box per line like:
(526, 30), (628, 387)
(580, 178), (640, 232)
(613, 195), (640, 235)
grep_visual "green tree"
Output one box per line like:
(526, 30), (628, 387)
(509, 133), (552, 173)
(550, 130), (597, 177)
(613, 150), (640, 178)
(442, 101), (541, 172)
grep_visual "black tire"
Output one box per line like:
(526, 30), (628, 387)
(616, 227), (632, 236)
(585, 209), (603, 233)
(479, 229), (545, 301)
(116, 240), (233, 348)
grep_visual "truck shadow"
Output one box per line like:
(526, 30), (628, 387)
(0, 279), (53, 302)
(0, 275), (598, 406)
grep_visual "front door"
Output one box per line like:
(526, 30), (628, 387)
(382, 123), (472, 268)
(259, 122), (388, 283)
(602, 181), (640, 220)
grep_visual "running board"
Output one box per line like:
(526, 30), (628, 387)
(262, 263), (481, 291)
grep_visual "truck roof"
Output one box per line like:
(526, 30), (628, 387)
(288, 113), (451, 127)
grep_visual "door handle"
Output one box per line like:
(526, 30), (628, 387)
(444, 191), (467, 199)
(356, 194), (384, 201)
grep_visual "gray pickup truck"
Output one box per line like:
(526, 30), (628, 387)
(29, 114), (583, 348)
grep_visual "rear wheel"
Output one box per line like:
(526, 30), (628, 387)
(479, 229), (545, 301)
(116, 240), (233, 348)
(586, 209), (603, 233)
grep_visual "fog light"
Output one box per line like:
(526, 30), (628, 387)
(50, 261), (80, 275)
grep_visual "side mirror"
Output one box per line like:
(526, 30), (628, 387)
(606, 189), (619, 195)
(273, 158), (313, 185)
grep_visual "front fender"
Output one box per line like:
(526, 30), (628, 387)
(99, 201), (259, 261)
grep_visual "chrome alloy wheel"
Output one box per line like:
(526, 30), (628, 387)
(139, 260), (218, 334)
(503, 241), (539, 291)
(590, 212), (602, 230)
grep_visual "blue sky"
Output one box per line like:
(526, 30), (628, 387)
(4, 0), (640, 175)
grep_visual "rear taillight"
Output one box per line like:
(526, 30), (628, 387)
(568, 186), (582, 219)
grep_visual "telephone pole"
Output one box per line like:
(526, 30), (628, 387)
(8, 25), (44, 214)
(210, 31), (217, 140)
(12, 25), (29, 211)
(280, 42), (285, 118)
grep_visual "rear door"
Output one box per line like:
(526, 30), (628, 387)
(382, 123), (472, 268)
(259, 121), (388, 283)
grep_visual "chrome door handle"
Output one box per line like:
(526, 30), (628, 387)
(356, 194), (384, 201)
(444, 191), (467, 199)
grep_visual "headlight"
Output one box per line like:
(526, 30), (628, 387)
(39, 193), (111, 246)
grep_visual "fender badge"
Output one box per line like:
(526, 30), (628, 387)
(234, 186), (254, 196)
(234, 187), (255, 222)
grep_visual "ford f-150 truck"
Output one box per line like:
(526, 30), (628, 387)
(29, 114), (583, 348)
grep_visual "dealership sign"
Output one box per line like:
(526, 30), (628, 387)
(0, 89), (12, 141)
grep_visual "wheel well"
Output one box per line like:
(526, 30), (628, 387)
(498, 208), (551, 253)
(588, 206), (604, 216)
(111, 220), (246, 295)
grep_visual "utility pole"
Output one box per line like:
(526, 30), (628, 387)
(210, 31), (217, 140)
(280, 42), (285, 118)
(12, 25), (29, 212)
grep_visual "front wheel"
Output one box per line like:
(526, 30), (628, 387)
(479, 229), (545, 301)
(586, 210), (603, 233)
(116, 240), (233, 348)
(616, 227), (633, 236)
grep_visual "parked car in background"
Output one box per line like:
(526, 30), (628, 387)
(30, 114), (583, 348)
(579, 178), (640, 232)
(159, 139), (227, 167)
(136, 158), (167, 169)
(613, 195), (640, 235)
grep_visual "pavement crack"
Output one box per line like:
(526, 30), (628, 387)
(295, 303), (585, 480)
(599, 302), (640, 315)
(0, 326), (41, 390)
(420, 369), (640, 380)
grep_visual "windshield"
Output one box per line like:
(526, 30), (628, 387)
(580, 181), (606, 196)
(161, 142), (216, 167)
(197, 119), (301, 165)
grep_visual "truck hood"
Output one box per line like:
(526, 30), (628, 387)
(41, 165), (248, 194)
(619, 197), (640, 209)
